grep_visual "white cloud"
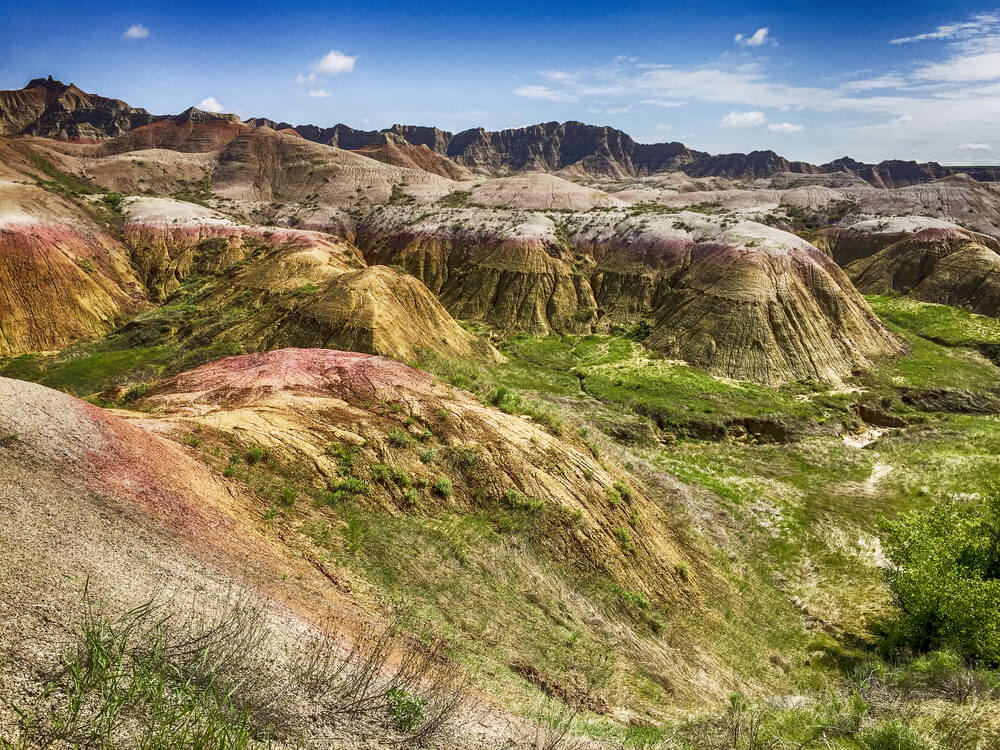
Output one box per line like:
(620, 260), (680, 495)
(915, 51), (1000, 82)
(957, 142), (992, 150)
(308, 89), (331, 98)
(892, 114), (914, 123)
(605, 106), (631, 114)
(513, 85), (578, 103)
(735, 27), (771, 47)
(197, 97), (225, 113)
(768, 122), (803, 133)
(123, 24), (150, 40)
(655, 123), (672, 131)
(839, 75), (906, 91)
(298, 49), (357, 83)
(891, 13), (999, 44)
(721, 110), (766, 127)
(540, 70), (576, 83)
(314, 49), (357, 75)
(641, 98), (686, 107)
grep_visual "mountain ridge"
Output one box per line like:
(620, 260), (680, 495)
(4, 77), (1000, 185)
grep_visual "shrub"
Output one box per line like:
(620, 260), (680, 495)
(385, 687), (426, 731)
(372, 463), (390, 481)
(612, 480), (631, 502)
(121, 383), (149, 403)
(280, 487), (297, 506)
(403, 487), (419, 506)
(420, 448), (436, 464)
(878, 488), (1000, 663)
(433, 477), (452, 498)
(245, 446), (268, 465)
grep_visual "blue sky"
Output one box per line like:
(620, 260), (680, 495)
(2, 1), (999, 164)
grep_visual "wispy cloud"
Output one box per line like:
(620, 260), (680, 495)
(308, 89), (331, 98)
(768, 122), (804, 133)
(957, 142), (992, 150)
(721, 110), (766, 127)
(641, 98), (686, 107)
(734, 27), (772, 47)
(890, 13), (1000, 44)
(197, 96), (224, 113)
(513, 85), (578, 103)
(123, 24), (150, 40)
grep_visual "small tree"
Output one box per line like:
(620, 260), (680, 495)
(878, 486), (1000, 663)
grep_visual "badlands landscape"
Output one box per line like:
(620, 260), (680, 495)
(3, 76), (1000, 748)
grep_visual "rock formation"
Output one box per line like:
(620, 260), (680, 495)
(0, 77), (156, 140)
(358, 206), (905, 384)
(839, 220), (1000, 317)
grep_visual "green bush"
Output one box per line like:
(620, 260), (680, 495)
(385, 687), (426, 732)
(878, 488), (1000, 663)
(433, 477), (452, 498)
(245, 446), (268, 465)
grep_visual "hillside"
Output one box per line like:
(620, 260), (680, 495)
(4, 73), (1000, 749)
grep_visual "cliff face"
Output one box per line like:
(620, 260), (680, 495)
(681, 150), (820, 181)
(0, 77), (156, 140)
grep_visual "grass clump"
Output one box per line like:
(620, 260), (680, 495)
(504, 488), (544, 513)
(6, 594), (275, 749)
(330, 477), (370, 498)
(433, 477), (452, 498)
(614, 526), (635, 553)
(387, 427), (414, 448)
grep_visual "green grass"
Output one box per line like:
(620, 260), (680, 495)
(867, 294), (1000, 349)
(5, 598), (271, 749)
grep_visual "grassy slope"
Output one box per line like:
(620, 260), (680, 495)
(4, 291), (1000, 744)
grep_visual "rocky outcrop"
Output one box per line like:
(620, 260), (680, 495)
(351, 139), (472, 180)
(843, 223), (1000, 317)
(0, 77), (157, 140)
(357, 207), (905, 384)
(98, 109), (250, 154)
(120, 197), (498, 364)
(0, 215), (143, 355)
(0, 144), (145, 355)
(682, 151), (819, 181)
(290, 120), (705, 178)
(2, 79), (997, 186)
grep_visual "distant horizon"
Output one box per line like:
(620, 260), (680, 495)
(3, 0), (1000, 165)
(11, 74), (1000, 170)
